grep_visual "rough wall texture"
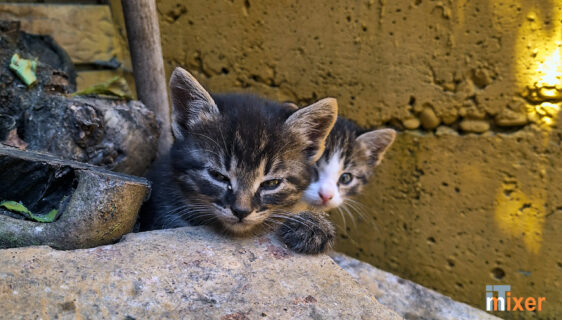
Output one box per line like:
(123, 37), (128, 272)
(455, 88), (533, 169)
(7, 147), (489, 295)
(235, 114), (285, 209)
(333, 128), (561, 319)
(156, 0), (561, 318)
(0, 3), (135, 94)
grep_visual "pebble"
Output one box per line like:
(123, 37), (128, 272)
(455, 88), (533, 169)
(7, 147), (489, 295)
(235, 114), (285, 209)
(419, 108), (440, 130)
(456, 79), (475, 98)
(495, 113), (528, 127)
(442, 82), (455, 91)
(441, 111), (459, 125)
(402, 118), (420, 130)
(472, 68), (492, 88)
(459, 119), (490, 133)
(435, 126), (458, 136)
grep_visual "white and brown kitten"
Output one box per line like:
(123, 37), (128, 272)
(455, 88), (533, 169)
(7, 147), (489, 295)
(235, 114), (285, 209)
(302, 117), (396, 210)
(274, 104), (396, 252)
(139, 67), (338, 254)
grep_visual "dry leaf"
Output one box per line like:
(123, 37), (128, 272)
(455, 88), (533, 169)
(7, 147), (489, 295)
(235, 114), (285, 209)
(2, 129), (27, 150)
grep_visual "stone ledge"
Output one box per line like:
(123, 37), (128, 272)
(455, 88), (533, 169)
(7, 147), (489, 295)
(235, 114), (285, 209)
(0, 227), (401, 319)
(331, 253), (501, 320)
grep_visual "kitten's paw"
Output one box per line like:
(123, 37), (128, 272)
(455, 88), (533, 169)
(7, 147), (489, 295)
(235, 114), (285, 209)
(278, 211), (335, 254)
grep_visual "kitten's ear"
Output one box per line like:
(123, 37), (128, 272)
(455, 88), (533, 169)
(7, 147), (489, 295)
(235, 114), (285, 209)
(355, 129), (396, 166)
(169, 67), (219, 139)
(284, 98), (338, 163)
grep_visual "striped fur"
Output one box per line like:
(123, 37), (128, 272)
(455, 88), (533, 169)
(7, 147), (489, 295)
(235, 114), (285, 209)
(139, 68), (338, 251)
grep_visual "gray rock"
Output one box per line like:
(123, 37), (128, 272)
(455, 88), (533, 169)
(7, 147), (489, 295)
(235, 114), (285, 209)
(330, 253), (500, 320)
(0, 227), (401, 320)
(22, 96), (159, 175)
(0, 23), (159, 176)
(0, 145), (150, 249)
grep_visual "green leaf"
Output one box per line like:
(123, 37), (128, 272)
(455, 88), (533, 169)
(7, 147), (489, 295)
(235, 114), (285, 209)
(9, 53), (37, 87)
(0, 200), (58, 223)
(71, 76), (133, 100)
(29, 208), (58, 223)
(0, 201), (31, 215)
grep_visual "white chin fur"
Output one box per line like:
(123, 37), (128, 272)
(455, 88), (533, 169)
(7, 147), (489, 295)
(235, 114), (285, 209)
(222, 220), (257, 233)
(219, 211), (264, 234)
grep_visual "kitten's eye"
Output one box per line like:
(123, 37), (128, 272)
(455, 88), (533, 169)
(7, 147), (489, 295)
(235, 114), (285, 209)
(339, 173), (353, 185)
(260, 179), (281, 190)
(208, 169), (230, 183)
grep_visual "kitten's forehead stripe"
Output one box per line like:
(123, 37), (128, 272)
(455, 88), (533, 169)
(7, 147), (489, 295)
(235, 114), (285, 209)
(322, 117), (360, 165)
(248, 159), (267, 192)
(264, 156), (273, 175)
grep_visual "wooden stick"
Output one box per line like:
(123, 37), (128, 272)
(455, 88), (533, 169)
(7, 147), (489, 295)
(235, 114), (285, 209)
(121, 0), (172, 157)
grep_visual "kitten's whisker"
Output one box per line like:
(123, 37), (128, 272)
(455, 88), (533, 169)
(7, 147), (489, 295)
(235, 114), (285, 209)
(346, 200), (380, 233)
(266, 218), (300, 234)
(201, 149), (223, 161)
(332, 220), (346, 234)
(341, 204), (357, 228)
(164, 205), (190, 216)
(344, 199), (369, 222)
(269, 213), (317, 232)
(191, 132), (222, 151)
(336, 207), (348, 231)
(178, 149), (221, 159)
(217, 126), (229, 153)
(346, 198), (370, 212)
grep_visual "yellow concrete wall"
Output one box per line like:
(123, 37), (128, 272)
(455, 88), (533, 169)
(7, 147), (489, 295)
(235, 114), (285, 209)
(156, 0), (561, 318)
(0, 2), (134, 93)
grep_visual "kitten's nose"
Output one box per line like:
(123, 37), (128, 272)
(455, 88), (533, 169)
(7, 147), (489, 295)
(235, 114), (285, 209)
(231, 206), (252, 221)
(318, 191), (333, 204)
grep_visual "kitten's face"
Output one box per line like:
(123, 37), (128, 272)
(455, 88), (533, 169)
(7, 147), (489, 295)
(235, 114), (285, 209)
(169, 68), (337, 234)
(170, 124), (311, 234)
(302, 119), (396, 210)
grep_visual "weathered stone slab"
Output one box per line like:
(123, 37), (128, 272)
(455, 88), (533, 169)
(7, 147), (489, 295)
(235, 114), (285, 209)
(331, 253), (500, 320)
(0, 145), (150, 250)
(0, 4), (125, 65)
(0, 227), (401, 319)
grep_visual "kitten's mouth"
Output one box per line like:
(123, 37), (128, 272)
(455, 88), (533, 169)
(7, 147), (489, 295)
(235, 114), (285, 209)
(222, 219), (258, 234)
(217, 214), (258, 233)
(211, 204), (267, 234)
(309, 200), (337, 211)
(222, 213), (269, 234)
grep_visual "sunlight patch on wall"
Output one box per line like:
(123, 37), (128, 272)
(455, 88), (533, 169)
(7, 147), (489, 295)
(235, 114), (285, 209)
(535, 45), (562, 87)
(494, 179), (545, 254)
(515, 5), (562, 129)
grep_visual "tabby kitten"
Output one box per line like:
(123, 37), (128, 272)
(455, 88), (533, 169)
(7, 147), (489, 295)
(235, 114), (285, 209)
(301, 117), (396, 211)
(139, 67), (338, 254)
